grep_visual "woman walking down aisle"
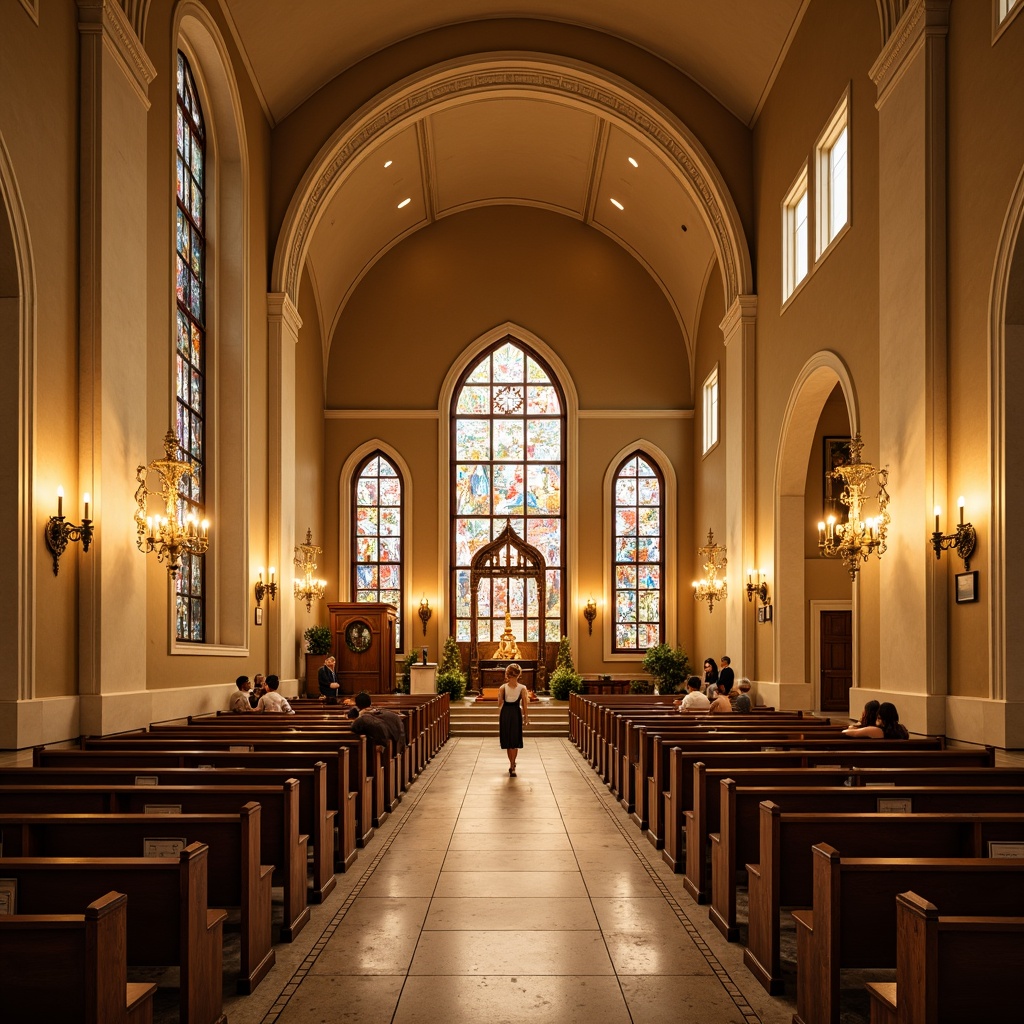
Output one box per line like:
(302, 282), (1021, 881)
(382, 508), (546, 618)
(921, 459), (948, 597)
(498, 662), (529, 775)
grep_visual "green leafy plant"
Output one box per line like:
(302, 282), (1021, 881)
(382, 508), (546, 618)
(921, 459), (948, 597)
(397, 650), (418, 694)
(641, 643), (690, 694)
(630, 678), (655, 694)
(304, 625), (332, 655)
(549, 635), (583, 701)
(435, 635), (466, 701)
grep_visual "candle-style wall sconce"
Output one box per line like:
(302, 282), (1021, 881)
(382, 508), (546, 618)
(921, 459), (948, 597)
(44, 486), (94, 576)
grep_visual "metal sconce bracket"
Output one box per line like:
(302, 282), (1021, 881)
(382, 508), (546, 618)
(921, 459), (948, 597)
(583, 598), (597, 635)
(418, 597), (432, 635)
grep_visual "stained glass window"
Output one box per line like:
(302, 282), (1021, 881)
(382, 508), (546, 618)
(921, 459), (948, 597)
(353, 453), (404, 650)
(174, 51), (206, 643)
(613, 452), (664, 652)
(451, 338), (565, 643)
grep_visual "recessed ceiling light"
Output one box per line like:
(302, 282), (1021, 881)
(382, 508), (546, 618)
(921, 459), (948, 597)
(384, 160), (393, 168)
(628, 157), (638, 168)
(610, 198), (624, 211)
(397, 197), (411, 209)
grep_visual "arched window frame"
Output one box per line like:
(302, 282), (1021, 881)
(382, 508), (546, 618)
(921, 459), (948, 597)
(610, 450), (665, 653)
(170, 7), (250, 656)
(448, 335), (567, 646)
(351, 450), (406, 650)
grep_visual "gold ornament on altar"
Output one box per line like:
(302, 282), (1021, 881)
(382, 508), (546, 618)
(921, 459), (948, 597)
(493, 609), (521, 660)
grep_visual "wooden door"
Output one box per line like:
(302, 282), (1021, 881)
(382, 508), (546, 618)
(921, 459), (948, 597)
(820, 609), (852, 712)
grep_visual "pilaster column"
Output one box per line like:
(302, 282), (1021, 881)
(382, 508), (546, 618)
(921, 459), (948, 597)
(720, 294), (758, 675)
(267, 292), (302, 680)
(869, 0), (950, 734)
(77, 0), (156, 733)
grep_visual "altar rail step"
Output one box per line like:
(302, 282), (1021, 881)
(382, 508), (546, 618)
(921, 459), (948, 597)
(449, 699), (569, 737)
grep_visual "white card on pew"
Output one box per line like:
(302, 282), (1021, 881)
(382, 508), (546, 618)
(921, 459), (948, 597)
(143, 838), (186, 858)
(988, 841), (1024, 859)
(144, 804), (182, 815)
(877, 797), (912, 813)
(135, 775), (159, 786)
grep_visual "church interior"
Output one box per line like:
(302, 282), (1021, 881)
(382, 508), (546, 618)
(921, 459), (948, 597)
(1, 1), (1023, 1021)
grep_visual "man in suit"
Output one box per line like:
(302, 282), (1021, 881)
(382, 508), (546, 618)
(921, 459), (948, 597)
(318, 656), (340, 703)
(718, 655), (735, 696)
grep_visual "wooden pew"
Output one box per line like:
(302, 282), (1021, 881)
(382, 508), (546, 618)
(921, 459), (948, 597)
(0, 842), (228, 1024)
(0, 779), (310, 942)
(673, 759), (1024, 889)
(4, 760), (345, 893)
(865, 891), (1024, 1024)
(792, 845), (1024, 1024)
(739, 800), (1024, 993)
(0, 804), (275, 994)
(0, 890), (156, 1024)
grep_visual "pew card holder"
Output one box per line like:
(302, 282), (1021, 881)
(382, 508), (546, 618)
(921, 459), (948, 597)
(143, 804), (182, 815)
(0, 878), (16, 915)
(988, 841), (1024, 859)
(143, 838), (186, 858)
(876, 797), (912, 813)
(135, 775), (159, 786)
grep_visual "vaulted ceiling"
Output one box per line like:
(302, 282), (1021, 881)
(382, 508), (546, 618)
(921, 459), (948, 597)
(220, 1), (808, 368)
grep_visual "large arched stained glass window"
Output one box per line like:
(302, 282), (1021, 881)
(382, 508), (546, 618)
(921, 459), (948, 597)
(353, 453), (404, 650)
(174, 51), (206, 643)
(613, 452), (664, 652)
(451, 338), (565, 644)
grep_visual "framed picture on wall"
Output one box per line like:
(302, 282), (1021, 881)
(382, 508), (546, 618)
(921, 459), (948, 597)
(823, 436), (852, 521)
(955, 571), (979, 604)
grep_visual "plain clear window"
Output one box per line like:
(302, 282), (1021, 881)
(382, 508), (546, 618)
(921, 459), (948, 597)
(816, 92), (850, 257)
(702, 367), (719, 455)
(782, 167), (809, 302)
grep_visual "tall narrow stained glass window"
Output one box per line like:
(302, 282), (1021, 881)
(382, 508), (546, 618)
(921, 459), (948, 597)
(174, 51), (207, 642)
(613, 453), (664, 652)
(353, 453), (404, 650)
(451, 339), (565, 644)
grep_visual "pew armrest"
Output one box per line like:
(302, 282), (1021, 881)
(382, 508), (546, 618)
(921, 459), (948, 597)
(865, 981), (897, 1024)
(127, 981), (158, 1024)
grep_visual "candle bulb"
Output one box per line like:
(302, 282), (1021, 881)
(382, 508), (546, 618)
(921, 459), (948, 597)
(269, 567), (275, 583)
(818, 521), (825, 546)
(934, 506), (941, 533)
(958, 496), (964, 527)
(83, 492), (90, 520)
(258, 567), (264, 583)
(57, 486), (64, 518)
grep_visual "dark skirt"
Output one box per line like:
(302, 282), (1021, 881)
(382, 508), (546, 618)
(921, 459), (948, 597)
(499, 696), (524, 749)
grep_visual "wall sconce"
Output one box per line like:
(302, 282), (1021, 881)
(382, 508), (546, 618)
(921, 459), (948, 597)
(816, 433), (890, 581)
(134, 429), (209, 578)
(254, 566), (277, 624)
(583, 597), (597, 635)
(293, 527), (327, 612)
(931, 497), (976, 570)
(693, 528), (727, 613)
(418, 596), (432, 635)
(745, 568), (770, 605)
(44, 486), (94, 576)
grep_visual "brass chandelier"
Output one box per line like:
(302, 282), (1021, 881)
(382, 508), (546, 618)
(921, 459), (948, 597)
(692, 528), (727, 613)
(817, 433), (890, 581)
(294, 527), (327, 612)
(134, 429), (209, 578)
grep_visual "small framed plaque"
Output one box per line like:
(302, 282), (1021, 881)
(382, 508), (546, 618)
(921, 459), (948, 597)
(143, 837), (186, 858)
(135, 775), (159, 786)
(229, 744), (253, 753)
(144, 804), (182, 815)
(988, 841), (1024, 859)
(955, 570), (979, 604)
(877, 797), (912, 813)
(0, 879), (17, 916)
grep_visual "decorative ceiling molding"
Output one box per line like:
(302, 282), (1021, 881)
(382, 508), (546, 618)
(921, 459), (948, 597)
(869, 0), (949, 106)
(271, 54), (752, 317)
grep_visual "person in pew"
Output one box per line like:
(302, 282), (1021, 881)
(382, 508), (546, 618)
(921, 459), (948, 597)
(256, 674), (294, 713)
(841, 700), (908, 739)
(852, 699), (880, 729)
(709, 682), (733, 713)
(675, 676), (711, 712)
(249, 673), (266, 709)
(347, 691), (407, 752)
(733, 678), (753, 713)
(229, 675), (254, 712)
(318, 656), (340, 704)
(718, 655), (735, 695)
(702, 658), (719, 696)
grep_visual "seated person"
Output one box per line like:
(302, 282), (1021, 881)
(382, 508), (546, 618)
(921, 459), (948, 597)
(709, 683), (732, 713)
(733, 678), (753, 713)
(318, 656), (340, 704)
(347, 691), (407, 751)
(249, 673), (266, 709)
(842, 699), (908, 739)
(852, 699), (880, 728)
(256, 674), (294, 714)
(675, 675), (711, 712)
(229, 675), (253, 712)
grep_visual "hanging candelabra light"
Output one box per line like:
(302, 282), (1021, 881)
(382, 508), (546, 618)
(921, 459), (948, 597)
(692, 528), (727, 613)
(294, 527), (327, 612)
(134, 429), (209, 578)
(817, 433), (891, 581)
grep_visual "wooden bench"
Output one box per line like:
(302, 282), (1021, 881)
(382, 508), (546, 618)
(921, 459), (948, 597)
(673, 760), (1024, 889)
(0, 803), (275, 994)
(0, 842), (227, 1024)
(0, 779), (310, 942)
(865, 891), (1024, 1024)
(0, 890), (156, 1024)
(738, 800), (1024, 993)
(791, 844), (1024, 1024)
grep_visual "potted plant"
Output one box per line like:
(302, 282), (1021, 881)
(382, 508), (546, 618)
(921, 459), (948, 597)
(435, 635), (466, 701)
(641, 643), (690, 694)
(549, 635), (583, 701)
(397, 649), (418, 694)
(303, 624), (333, 698)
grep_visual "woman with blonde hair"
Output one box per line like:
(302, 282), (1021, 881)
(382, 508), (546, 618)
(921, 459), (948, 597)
(497, 662), (529, 776)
